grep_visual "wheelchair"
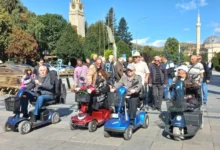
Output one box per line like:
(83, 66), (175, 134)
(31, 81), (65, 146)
(3, 71), (66, 134)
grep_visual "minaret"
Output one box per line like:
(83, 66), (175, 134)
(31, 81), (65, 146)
(69, 0), (85, 37)
(196, 10), (201, 55)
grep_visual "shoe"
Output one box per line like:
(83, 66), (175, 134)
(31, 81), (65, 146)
(30, 115), (38, 122)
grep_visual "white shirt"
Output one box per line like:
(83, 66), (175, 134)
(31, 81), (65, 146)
(133, 61), (150, 85)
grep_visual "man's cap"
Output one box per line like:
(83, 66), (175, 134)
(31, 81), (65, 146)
(127, 64), (135, 70)
(177, 65), (189, 73)
(132, 51), (141, 57)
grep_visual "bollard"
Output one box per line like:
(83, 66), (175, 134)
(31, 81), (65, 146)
(66, 77), (71, 89)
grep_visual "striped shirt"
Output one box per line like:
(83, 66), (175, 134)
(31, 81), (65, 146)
(188, 63), (204, 82)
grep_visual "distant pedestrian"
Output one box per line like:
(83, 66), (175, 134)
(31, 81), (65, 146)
(90, 54), (98, 65)
(207, 59), (214, 77)
(104, 55), (116, 84)
(149, 56), (168, 110)
(115, 57), (124, 82)
(74, 59), (88, 88)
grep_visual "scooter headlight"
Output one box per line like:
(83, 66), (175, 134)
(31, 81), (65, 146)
(176, 115), (182, 121)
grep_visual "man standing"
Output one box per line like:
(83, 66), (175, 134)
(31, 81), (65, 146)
(197, 55), (210, 104)
(104, 55), (116, 84)
(207, 59), (214, 77)
(149, 56), (168, 110)
(74, 59), (88, 87)
(115, 57), (124, 82)
(161, 57), (175, 99)
(132, 51), (150, 108)
(87, 59), (102, 85)
(90, 54), (98, 65)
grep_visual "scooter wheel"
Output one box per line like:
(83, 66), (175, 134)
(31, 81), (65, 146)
(104, 130), (111, 138)
(142, 115), (149, 129)
(18, 121), (32, 135)
(123, 125), (133, 140)
(69, 119), (75, 130)
(3, 120), (11, 132)
(51, 112), (60, 124)
(88, 120), (97, 132)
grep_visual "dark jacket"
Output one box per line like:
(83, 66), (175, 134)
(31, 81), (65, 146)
(104, 60), (116, 81)
(115, 61), (124, 82)
(201, 61), (210, 82)
(149, 63), (168, 85)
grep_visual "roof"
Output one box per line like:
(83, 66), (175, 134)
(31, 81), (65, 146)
(203, 36), (220, 45)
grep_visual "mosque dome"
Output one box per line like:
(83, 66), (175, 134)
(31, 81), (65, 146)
(203, 36), (220, 45)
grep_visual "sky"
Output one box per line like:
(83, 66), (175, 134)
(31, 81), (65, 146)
(21, 0), (220, 47)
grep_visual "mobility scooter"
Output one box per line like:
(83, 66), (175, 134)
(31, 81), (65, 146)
(104, 86), (149, 140)
(69, 78), (112, 132)
(3, 73), (66, 134)
(164, 80), (203, 141)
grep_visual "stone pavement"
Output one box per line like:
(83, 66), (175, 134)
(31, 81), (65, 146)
(0, 71), (220, 150)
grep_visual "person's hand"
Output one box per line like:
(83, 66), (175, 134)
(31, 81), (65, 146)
(149, 84), (152, 87)
(206, 80), (210, 84)
(145, 78), (148, 84)
(35, 80), (42, 86)
(110, 88), (115, 93)
(130, 89), (136, 94)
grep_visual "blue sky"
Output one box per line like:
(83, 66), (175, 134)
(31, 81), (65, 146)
(21, 0), (220, 47)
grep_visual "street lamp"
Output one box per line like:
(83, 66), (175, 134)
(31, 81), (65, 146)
(135, 17), (148, 51)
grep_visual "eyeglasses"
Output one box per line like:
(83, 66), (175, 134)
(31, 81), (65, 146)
(127, 69), (133, 72)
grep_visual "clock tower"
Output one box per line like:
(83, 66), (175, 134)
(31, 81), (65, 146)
(69, 0), (85, 37)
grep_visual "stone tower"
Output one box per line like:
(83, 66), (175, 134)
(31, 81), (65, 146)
(196, 10), (201, 55)
(69, 0), (85, 37)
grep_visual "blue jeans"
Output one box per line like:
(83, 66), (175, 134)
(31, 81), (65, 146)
(20, 92), (53, 115)
(164, 78), (174, 99)
(202, 82), (208, 103)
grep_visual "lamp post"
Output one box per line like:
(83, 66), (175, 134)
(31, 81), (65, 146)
(135, 17), (147, 51)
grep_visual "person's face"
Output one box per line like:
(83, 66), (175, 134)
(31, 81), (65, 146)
(96, 60), (102, 69)
(133, 56), (140, 63)
(197, 57), (202, 62)
(127, 69), (135, 77)
(86, 59), (90, 63)
(39, 67), (47, 77)
(154, 58), (160, 65)
(128, 58), (133, 63)
(93, 55), (98, 60)
(77, 60), (82, 66)
(190, 56), (197, 64)
(39, 61), (44, 66)
(27, 70), (32, 75)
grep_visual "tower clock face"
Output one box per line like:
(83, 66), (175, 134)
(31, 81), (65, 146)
(72, 4), (76, 9)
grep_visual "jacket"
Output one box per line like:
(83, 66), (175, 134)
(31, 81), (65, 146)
(149, 63), (168, 85)
(201, 61), (210, 82)
(114, 74), (142, 94)
(104, 60), (116, 81)
(115, 61), (124, 82)
(87, 64), (100, 85)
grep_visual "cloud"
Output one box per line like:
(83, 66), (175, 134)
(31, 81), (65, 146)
(147, 40), (166, 47)
(131, 37), (150, 46)
(176, 0), (207, 10)
(215, 28), (220, 34)
(208, 22), (220, 27)
(184, 28), (190, 31)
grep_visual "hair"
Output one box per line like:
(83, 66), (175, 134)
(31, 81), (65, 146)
(77, 58), (82, 62)
(24, 67), (32, 75)
(98, 69), (108, 80)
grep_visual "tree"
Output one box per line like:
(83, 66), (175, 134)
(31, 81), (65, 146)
(84, 21), (108, 57)
(55, 24), (83, 64)
(117, 39), (131, 57)
(116, 17), (132, 45)
(142, 46), (162, 63)
(6, 29), (38, 61)
(163, 37), (179, 63)
(105, 7), (117, 35)
(0, 8), (12, 61)
(37, 14), (67, 55)
(0, 0), (19, 14)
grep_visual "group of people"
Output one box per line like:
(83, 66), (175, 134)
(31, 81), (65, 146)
(74, 52), (212, 114)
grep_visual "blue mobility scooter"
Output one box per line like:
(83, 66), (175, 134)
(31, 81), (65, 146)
(104, 86), (149, 140)
(3, 72), (66, 134)
(164, 80), (203, 141)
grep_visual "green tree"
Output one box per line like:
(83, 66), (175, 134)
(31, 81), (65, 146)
(0, 8), (12, 61)
(117, 39), (131, 57)
(0, 0), (19, 14)
(104, 49), (113, 60)
(105, 7), (116, 35)
(116, 17), (132, 45)
(142, 46), (162, 63)
(164, 37), (179, 63)
(84, 21), (108, 57)
(55, 24), (83, 64)
(37, 14), (67, 55)
(6, 28), (38, 61)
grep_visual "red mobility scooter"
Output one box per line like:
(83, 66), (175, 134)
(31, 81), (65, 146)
(69, 78), (111, 132)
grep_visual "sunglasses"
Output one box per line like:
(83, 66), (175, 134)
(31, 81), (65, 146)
(127, 69), (133, 72)
(133, 56), (139, 58)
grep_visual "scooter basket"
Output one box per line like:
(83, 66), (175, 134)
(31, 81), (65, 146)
(76, 94), (91, 103)
(167, 100), (187, 112)
(107, 92), (125, 107)
(4, 96), (20, 112)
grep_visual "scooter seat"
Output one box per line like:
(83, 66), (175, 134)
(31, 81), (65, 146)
(30, 99), (56, 106)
